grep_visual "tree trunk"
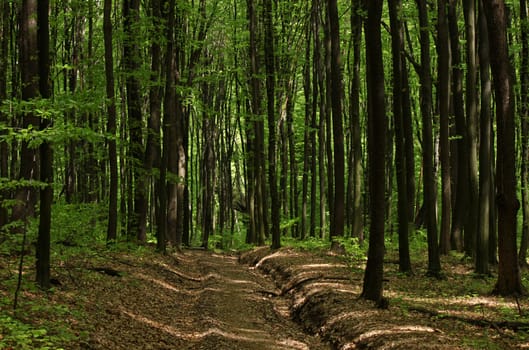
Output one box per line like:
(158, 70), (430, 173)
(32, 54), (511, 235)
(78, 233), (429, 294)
(362, 0), (386, 305)
(264, 0), (280, 249)
(104, 0), (118, 243)
(0, 0), (9, 230)
(163, 0), (177, 247)
(301, 14), (312, 240)
(323, 6), (333, 239)
(401, 24), (415, 227)
(313, 0), (324, 238)
(482, 0), (525, 296)
(246, 0), (266, 245)
(476, 0), (492, 275)
(389, 0), (411, 272)
(123, 0), (146, 241)
(438, 0), (452, 255)
(36, 0), (52, 290)
(448, 0), (468, 252)
(416, 0), (442, 277)
(519, 0), (529, 267)
(464, 0), (479, 258)
(327, 0), (345, 241)
(349, 0), (364, 241)
(12, 0), (39, 226)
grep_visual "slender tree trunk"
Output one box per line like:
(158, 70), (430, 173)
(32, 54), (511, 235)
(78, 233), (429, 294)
(147, 0), (163, 249)
(464, 0), (479, 257)
(123, 0), (146, 240)
(401, 24), (415, 227)
(163, 0), (177, 247)
(389, 0), (411, 272)
(438, 0), (452, 255)
(36, 0), (52, 290)
(287, 88), (298, 238)
(104, 0), (118, 242)
(519, 0), (529, 267)
(323, 6), (333, 239)
(263, 0), (280, 249)
(0, 0), (9, 230)
(12, 0), (39, 226)
(201, 105), (215, 249)
(482, 0), (525, 296)
(327, 0), (345, 241)
(448, 0), (468, 251)
(313, 0), (323, 238)
(476, 0), (492, 275)
(246, 0), (265, 245)
(416, 0), (442, 277)
(350, 0), (364, 241)
(301, 16), (312, 240)
(362, 0), (386, 305)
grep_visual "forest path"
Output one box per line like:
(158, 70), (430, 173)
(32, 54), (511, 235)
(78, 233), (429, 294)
(76, 249), (329, 350)
(60, 246), (526, 349)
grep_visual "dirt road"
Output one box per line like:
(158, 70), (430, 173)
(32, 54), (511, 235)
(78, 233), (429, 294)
(79, 249), (329, 349)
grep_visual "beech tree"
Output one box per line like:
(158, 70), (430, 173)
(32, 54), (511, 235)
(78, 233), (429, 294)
(36, 0), (52, 290)
(416, 0), (442, 277)
(362, 0), (386, 305)
(482, 0), (525, 295)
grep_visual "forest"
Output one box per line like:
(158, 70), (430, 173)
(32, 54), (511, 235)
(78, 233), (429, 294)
(2, 0), (529, 348)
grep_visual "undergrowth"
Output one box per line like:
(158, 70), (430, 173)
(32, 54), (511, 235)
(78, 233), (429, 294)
(3, 201), (529, 349)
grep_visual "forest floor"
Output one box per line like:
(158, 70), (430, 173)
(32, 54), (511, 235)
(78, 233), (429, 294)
(2, 244), (529, 349)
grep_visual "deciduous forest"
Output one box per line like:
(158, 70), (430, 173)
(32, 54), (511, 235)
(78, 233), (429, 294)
(2, 0), (529, 348)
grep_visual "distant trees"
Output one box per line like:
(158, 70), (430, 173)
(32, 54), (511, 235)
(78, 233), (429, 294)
(1, 0), (529, 296)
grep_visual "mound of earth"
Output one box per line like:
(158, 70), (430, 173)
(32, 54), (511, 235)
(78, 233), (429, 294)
(240, 247), (525, 349)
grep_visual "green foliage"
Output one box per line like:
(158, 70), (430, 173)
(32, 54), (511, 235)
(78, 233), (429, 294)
(281, 236), (330, 251)
(51, 202), (108, 248)
(0, 315), (59, 350)
(0, 269), (82, 350)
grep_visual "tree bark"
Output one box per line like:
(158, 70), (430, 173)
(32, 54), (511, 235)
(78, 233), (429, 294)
(327, 0), (345, 241)
(36, 0), (52, 290)
(464, 0), (479, 257)
(476, 0), (492, 275)
(0, 0), (9, 230)
(12, 0), (40, 226)
(362, 0), (386, 304)
(389, 0), (411, 272)
(246, 0), (266, 245)
(264, 0), (280, 249)
(416, 0), (442, 277)
(482, 0), (525, 296)
(123, 0), (146, 241)
(104, 0), (118, 243)
(448, 0), (468, 251)
(438, 0), (452, 255)
(519, 0), (529, 267)
(349, 0), (364, 241)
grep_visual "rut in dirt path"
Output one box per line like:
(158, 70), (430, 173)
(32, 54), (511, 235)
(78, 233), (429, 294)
(81, 250), (329, 350)
(188, 251), (330, 350)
